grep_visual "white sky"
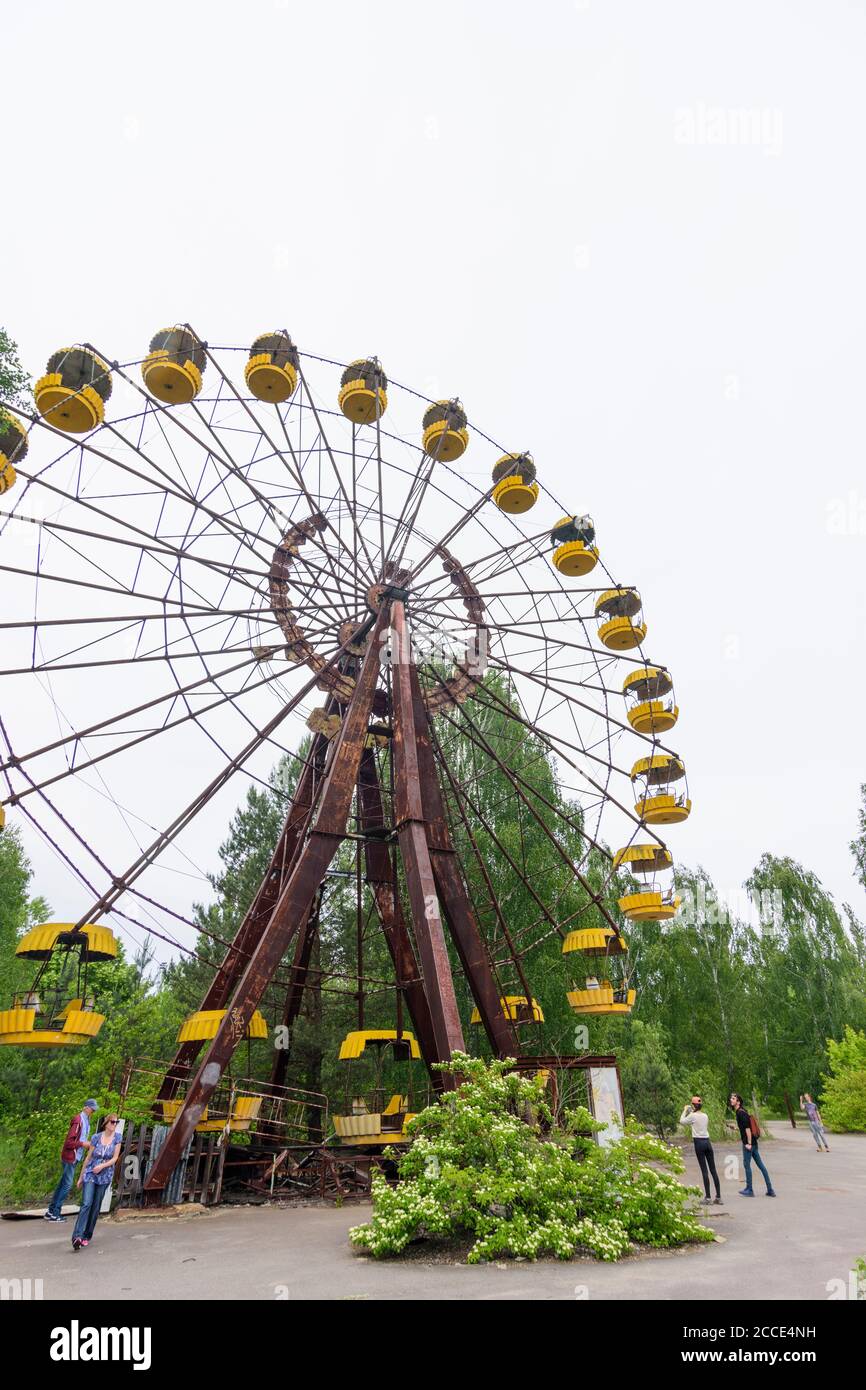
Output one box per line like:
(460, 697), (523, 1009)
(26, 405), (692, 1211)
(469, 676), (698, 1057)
(3, 0), (865, 956)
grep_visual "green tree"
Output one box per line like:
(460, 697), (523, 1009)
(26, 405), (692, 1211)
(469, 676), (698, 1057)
(851, 785), (866, 895)
(0, 824), (50, 1002)
(620, 1020), (678, 1137)
(746, 855), (866, 1103)
(0, 326), (30, 430)
(627, 867), (751, 1092)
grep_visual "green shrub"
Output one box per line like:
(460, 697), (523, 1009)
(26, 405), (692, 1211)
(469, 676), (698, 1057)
(820, 1069), (866, 1132)
(821, 1027), (866, 1132)
(349, 1055), (715, 1263)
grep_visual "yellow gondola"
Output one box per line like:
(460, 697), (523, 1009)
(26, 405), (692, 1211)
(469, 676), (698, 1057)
(631, 753), (691, 824)
(622, 666), (678, 734)
(333, 1030), (420, 1144)
(614, 843), (680, 922)
(245, 331), (299, 403)
(34, 347), (112, 433)
(550, 515), (599, 576)
(563, 916), (633, 1011)
(421, 399), (468, 461)
(338, 358), (388, 423)
(595, 588), (646, 650)
(469, 995), (544, 1023)
(142, 326), (206, 404)
(0, 920), (118, 1048)
(0, 413), (27, 495)
(491, 453), (538, 514)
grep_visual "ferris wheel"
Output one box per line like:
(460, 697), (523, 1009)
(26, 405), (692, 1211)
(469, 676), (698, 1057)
(0, 327), (691, 1181)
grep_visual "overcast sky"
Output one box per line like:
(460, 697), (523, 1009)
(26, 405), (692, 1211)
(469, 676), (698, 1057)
(3, 0), (865, 953)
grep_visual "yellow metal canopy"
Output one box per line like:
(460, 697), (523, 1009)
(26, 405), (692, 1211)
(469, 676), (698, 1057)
(630, 754), (686, 783)
(469, 995), (544, 1024)
(594, 587), (642, 618)
(623, 665), (673, 699)
(338, 1029), (421, 1060)
(176, 1009), (268, 1044)
(15, 922), (119, 961)
(613, 844), (673, 873)
(562, 927), (627, 957)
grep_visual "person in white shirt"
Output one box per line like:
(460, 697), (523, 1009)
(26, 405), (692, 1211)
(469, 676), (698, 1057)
(680, 1096), (723, 1205)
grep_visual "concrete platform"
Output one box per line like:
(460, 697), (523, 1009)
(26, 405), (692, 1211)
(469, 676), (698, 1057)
(0, 1123), (862, 1300)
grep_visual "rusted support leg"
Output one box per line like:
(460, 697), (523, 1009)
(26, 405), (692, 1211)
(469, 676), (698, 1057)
(407, 661), (520, 1059)
(144, 607), (390, 1190)
(391, 600), (465, 1069)
(357, 745), (440, 1076)
(269, 898), (318, 1089)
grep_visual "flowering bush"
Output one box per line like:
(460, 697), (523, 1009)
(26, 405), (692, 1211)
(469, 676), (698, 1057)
(349, 1055), (714, 1263)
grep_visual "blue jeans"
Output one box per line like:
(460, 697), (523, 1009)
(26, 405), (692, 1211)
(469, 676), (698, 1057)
(743, 1141), (774, 1193)
(809, 1119), (829, 1149)
(72, 1182), (103, 1242)
(48, 1160), (76, 1218)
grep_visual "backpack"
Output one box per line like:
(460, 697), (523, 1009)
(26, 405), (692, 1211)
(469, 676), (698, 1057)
(749, 1113), (761, 1139)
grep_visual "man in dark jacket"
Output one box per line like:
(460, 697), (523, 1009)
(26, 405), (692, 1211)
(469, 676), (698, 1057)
(44, 1100), (98, 1222)
(730, 1092), (776, 1197)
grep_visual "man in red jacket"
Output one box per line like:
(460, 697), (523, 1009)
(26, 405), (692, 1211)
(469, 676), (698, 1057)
(44, 1100), (98, 1222)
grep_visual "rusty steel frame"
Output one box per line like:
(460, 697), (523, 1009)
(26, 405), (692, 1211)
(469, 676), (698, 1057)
(145, 591), (534, 1190)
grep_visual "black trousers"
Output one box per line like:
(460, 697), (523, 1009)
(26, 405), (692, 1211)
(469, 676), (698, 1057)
(694, 1137), (720, 1197)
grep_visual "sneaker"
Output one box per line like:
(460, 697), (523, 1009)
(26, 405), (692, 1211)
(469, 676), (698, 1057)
(44, 1211), (59, 1221)
(80, 1239), (90, 1247)
(738, 1188), (754, 1197)
(72, 1237), (82, 1251)
(713, 1197), (724, 1205)
(700, 1196), (712, 1205)
(765, 1190), (777, 1197)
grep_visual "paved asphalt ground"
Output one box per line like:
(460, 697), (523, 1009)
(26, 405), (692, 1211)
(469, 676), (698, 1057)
(2, 1123), (863, 1300)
